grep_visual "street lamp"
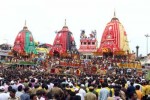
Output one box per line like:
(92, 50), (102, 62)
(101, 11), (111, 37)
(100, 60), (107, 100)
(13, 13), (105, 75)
(136, 45), (139, 59)
(145, 34), (150, 55)
(127, 50), (129, 68)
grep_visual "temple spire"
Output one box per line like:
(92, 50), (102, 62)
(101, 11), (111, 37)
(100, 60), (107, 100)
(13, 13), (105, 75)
(25, 20), (26, 27)
(65, 19), (67, 26)
(111, 9), (119, 21)
(114, 9), (116, 18)
(23, 20), (28, 30)
(63, 19), (68, 28)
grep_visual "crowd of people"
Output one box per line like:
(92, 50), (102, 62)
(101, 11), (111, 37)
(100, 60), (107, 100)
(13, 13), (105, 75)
(0, 55), (149, 100)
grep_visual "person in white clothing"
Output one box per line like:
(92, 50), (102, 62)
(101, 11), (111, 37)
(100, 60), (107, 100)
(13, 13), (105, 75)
(16, 85), (24, 98)
(78, 84), (86, 100)
(0, 86), (9, 100)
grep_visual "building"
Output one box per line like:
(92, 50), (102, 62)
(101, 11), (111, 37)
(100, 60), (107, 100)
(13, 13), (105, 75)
(78, 30), (98, 59)
(0, 44), (12, 61)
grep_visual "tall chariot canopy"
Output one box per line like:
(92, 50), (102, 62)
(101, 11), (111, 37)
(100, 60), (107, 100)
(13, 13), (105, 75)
(13, 21), (37, 54)
(50, 19), (78, 56)
(98, 11), (130, 55)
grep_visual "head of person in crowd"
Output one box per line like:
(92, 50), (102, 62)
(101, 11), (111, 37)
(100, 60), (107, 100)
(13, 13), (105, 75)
(65, 83), (69, 89)
(8, 86), (12, 92)
(30, 94), (37, 100)
(122, 83), (125, 88)
(54, 82), (58, 87)
(44, 84), (48, 90)
(31, 78), (35, 83)
(130, 82), (134, 86)
(24, 87), (29, 93)
(135, 85), (140, 90)
(34, 83), (40, 89)
(80, 84), (85, 88)
(10, 80), (15, 85)
(41, 83), (45, 89)
(9, 89), (16, 98)
(89, 86), (94, 92)
(24, 78), (28, 83)
(108, 84), (113, 89)
(98, 84), (101, 89)
(101, 82), (107, 88)
(69, 84), (73, 89)
(18, 85), (23, 92)
(28, 83), (32, 88)
(36, 90), (45, 99)
(0, 86), (5, 92)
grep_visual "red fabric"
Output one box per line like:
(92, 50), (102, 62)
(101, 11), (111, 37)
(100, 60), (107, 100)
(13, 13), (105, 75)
(50, 69), (55, 73)
(50, 26), (75, 55)
(13, 31), (25, 53)
(97, 19), (122, 53)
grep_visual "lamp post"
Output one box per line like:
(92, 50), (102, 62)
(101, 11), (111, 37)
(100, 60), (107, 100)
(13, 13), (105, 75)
(145, 34), (150, 55)
(136, 45), (139, 59)
(127, 50), (129, 68)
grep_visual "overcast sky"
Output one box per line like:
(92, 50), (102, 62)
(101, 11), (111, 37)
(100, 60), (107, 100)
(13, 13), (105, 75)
(0, 0), (150, 56)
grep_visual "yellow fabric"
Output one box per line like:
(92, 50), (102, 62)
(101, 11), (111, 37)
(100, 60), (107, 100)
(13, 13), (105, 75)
(30, 86), (42, 94)
(37, 86), (42, 91)
(65, 87), (70, 90)
(119, 24), (130, 52)
(106, 87), (114, 96)
(36, 47), (49, 53)
(75, 86), (80, 89)
(86, 87), (89, 92)
(142, 86), (146, 96)
(106, 87), (109, 91)
(145, 85), (150, 95)
(70, 88), (75, 92)
(95, 88), (101, 95)
(125, 83), (128, 89)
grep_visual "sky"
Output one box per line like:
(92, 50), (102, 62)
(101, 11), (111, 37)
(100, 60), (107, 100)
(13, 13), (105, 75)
(0, 0), (150, 56)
